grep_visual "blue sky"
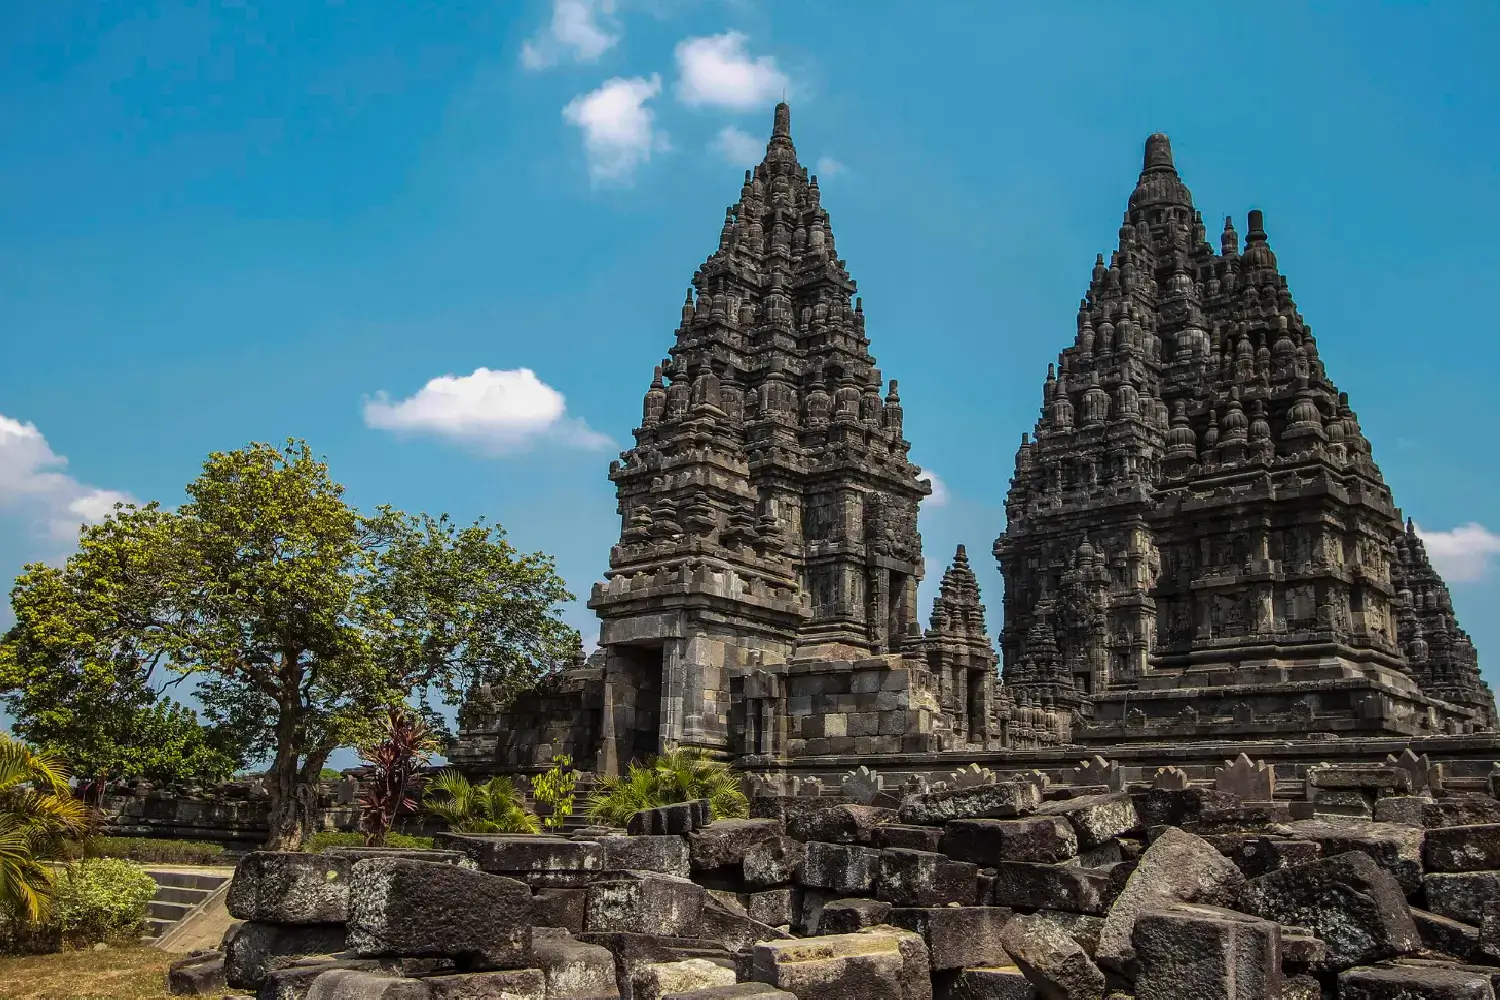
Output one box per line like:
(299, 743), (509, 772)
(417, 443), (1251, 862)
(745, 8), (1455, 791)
(2, 0), (1498, 745)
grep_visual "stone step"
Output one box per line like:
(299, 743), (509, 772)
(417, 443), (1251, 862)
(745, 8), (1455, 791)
(143, 917), (174, 939)
(154, 885), (214, 905)
(148, 899), (195, 922)
(148, 869), (233, 892)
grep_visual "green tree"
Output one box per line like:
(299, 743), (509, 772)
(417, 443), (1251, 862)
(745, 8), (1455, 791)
(588, 745), (748, 827)
(0, 440), (580, 850)
(0, 735), (91, 925)
(422, 771), (540, 834)
(531, 754), (578, 830)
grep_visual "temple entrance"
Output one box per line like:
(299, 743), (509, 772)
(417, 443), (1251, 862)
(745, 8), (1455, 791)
(614, 643), (663, 765)
(967, 669), (986, 742)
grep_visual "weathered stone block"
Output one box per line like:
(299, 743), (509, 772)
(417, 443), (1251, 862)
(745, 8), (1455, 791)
(1307, 765), (1411, 796)
(223, 921), (347, 989)
(989, 862), (1112, 916)
(1413, 907), (1481, 961)
(801, 842), (882, 894)
(936, 966), (1036, 1000)
(1095, 827), (1246, 971)
(167, 951), (225, 996)
(1239, 852), (1420, 969)
(751, 928), (930, 1000)
(346, 858), (531, 967)
(1372, 796), (1427, 827)
(661, 987), (793, 1000)
(533, 887), (588, 934)
(941, 817), (1077, 867)
(626, 802), (708, 837)
(423, 969), (547, 1000)
(690, 820), (784, 872)
(1283, 819), (1425, 895)
(697, 893), (795, 952)
(818, 898), (893, 935)
(1219, 837), (1322, 878)
(786, 804), (898, 844)
(1131, 787), (1240, 830)
(898, 782), (1040, 826)
(437, 834), (604, 887)
(1021, 910), (1105, 959)
(743, 836), (806, 888)
(1338, 964), (1496, 999)
(746, 888), (798, 928)
(876, 849), (979, 907)
(998, 912), (1104, 1000)
(1131, 903), (1281, 1000)
(574, 932), (733, 1000)
(228, 852), (351, 925)
(259, 957), (388, 1000)
(631, 959), (736, 1000)
(322, 847), (474, 869)
(887, 907), (1013, 971)
(585, 875), (707, 938)
(600, 836), (691, 878)
(1426, 825), (1500, 873)
(529, 928), (622, 1000)
(303, 970), (430, 1000)
(1425, 871), (1500, 925)
(871, 825), (944, 853)
(1035, 792), (1139, 849)
(1419, 797), (1500, 830)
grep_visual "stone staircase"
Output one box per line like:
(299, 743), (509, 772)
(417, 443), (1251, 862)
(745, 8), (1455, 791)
(143, 868), (234, 940)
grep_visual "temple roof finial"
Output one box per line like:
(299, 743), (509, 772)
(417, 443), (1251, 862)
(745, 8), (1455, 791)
(1144, 133), (1175, 172)
(773, 102), (791, 140)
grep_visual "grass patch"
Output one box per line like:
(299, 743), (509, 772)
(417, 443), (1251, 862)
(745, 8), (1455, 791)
(304, 831), (434, 852)
(0, 944), (173, 999)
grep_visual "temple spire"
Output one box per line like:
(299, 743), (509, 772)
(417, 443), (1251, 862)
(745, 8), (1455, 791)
(772, 101), (791, 139)
(1143, 132), (1176, 173)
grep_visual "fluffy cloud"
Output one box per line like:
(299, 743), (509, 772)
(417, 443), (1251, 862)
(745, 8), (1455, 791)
(917, 469), (949, 508)
(675, 33), (789, 110)
(521, 0), (620, 69)
(712, 125), (762, 164)
(0, 413), (133, 544)
(364, 367), (612, 455)
(1414, 522), (1500, 584)
(564, 75), (667, 184)
(815, 156), (845, 179)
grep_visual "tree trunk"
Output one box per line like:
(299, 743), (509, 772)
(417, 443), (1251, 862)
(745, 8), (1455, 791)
(263, 704), (333, 850)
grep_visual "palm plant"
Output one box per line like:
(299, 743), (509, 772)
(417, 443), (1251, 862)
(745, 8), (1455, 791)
(0, 734), (91, 924)
(421, 769), (539, 834)
(588, 744), (748, 827)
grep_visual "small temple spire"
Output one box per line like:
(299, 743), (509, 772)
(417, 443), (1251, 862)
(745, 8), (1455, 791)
(772, 102), (791, 139)
(1143, 133), (1176, 173)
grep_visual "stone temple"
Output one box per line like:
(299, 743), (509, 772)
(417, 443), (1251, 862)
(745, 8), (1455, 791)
(452, 106), (1494, 782)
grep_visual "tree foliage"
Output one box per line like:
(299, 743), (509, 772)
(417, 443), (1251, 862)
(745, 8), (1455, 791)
(0, 440), (581, 849)
(356, 706), (438, 847)
(588, 745), (748, 827)
(422, 771), (539, 834)
(0, 735), (91, 925)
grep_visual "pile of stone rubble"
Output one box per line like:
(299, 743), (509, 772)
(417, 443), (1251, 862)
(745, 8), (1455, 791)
(169, 758), (1500, 1000)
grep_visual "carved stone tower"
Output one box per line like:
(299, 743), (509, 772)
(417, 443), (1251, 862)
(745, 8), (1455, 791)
(588, 104), (930, 771)
(994, 134), (1496, 741)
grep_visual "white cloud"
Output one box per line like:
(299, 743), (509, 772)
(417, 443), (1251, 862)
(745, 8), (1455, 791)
(917, 469), (949, 508)
(1414, 522), (1500, 584)
(712, 125), (762, 164)
(0, 413), (133, 543)
(363, 367), (612, 455)
(563, 75), (667, 184)
(521, 0), (620, 70)
(674, 32), (789, 110)
(815, 156), (845, 179)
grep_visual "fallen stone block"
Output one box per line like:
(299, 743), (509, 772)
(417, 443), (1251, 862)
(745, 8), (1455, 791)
(421, 969), (545, 1000)
(303, 971), (431, 999)
(1338, 964), (1495, 999)
(661, 987), (794, 1000)
(742, 836), (806, 888)
(871, 825), (944, 853)
(746, 887), (798, 928)
(1095, 827), (1246, 970)
(346, 858), (531, 968)
(1019, 911), (1104, 959)
(989, 862), (1112, 917)
(859, 925), (936, 1000)
(631, 959), (736, 1000)
(876, 849), (979, 907)
(585, 874), (707, 938)
(529, 928), (621, 1000)
(167, 950), (225, 996)
(1482, 900), (1500, 962)
(819, 898), (894, 935)
(697, 893), (795, 952)
(228, 852), (352, 925)
(534, 887), (589, 935)
(1220, 837), (1321, 878)
(1279, 925), (1325, 971)
(1035, 792), (1140, 849)
(223, 921), (347, 990)
(690, 820), (784, 872)
(998, 911), (1105, 1000)
(751, 928), (930, 1000)
(941, 817), (1077, 867)
(627, 802), (710, 836)
(899, 782), (1041, 826)
(1426, 871), (1500, 925)
(1418, 797), (1500, 830)
(321, 847), (474, 869)
(259, 958), (389, 1000)
(1283, 818), (1425, 895)
(1413, 908), (1481, 961)
(888, 907), (1013, 971)
(801, 841), (882, 894)
(1278, 974), (1322, 1000)
(1069, 841), (1122, 870)
(575, 933), (733, 1000)
(1307, 765), (1412, 796)
(935, 966), (1036, 1000)
(1239, 851), (1419, 970)
(600, 837), (692, 879)
(1312, 789), (1375, 819)
(1427, 825), (1500, 873)
(1130, 788), (1240, 830)
(435, 835), (604, 888)
(1131, 903), (1281, 1000)
(1373, 796), (1427, 827)
(786, 804), (900, 844)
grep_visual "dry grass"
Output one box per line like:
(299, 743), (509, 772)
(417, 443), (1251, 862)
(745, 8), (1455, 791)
(0, 945), (174, 1000)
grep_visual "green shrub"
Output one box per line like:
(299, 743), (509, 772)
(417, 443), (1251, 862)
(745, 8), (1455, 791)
(304, 830), (434, 852)
(589, 745), (748, 827)
(49, 859), (157, 947)
(64, 837), (227, 866)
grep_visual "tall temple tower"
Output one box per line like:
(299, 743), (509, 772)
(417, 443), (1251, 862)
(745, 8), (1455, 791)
(587, 104), (930, 770)
(994, 134), (1497, 741)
